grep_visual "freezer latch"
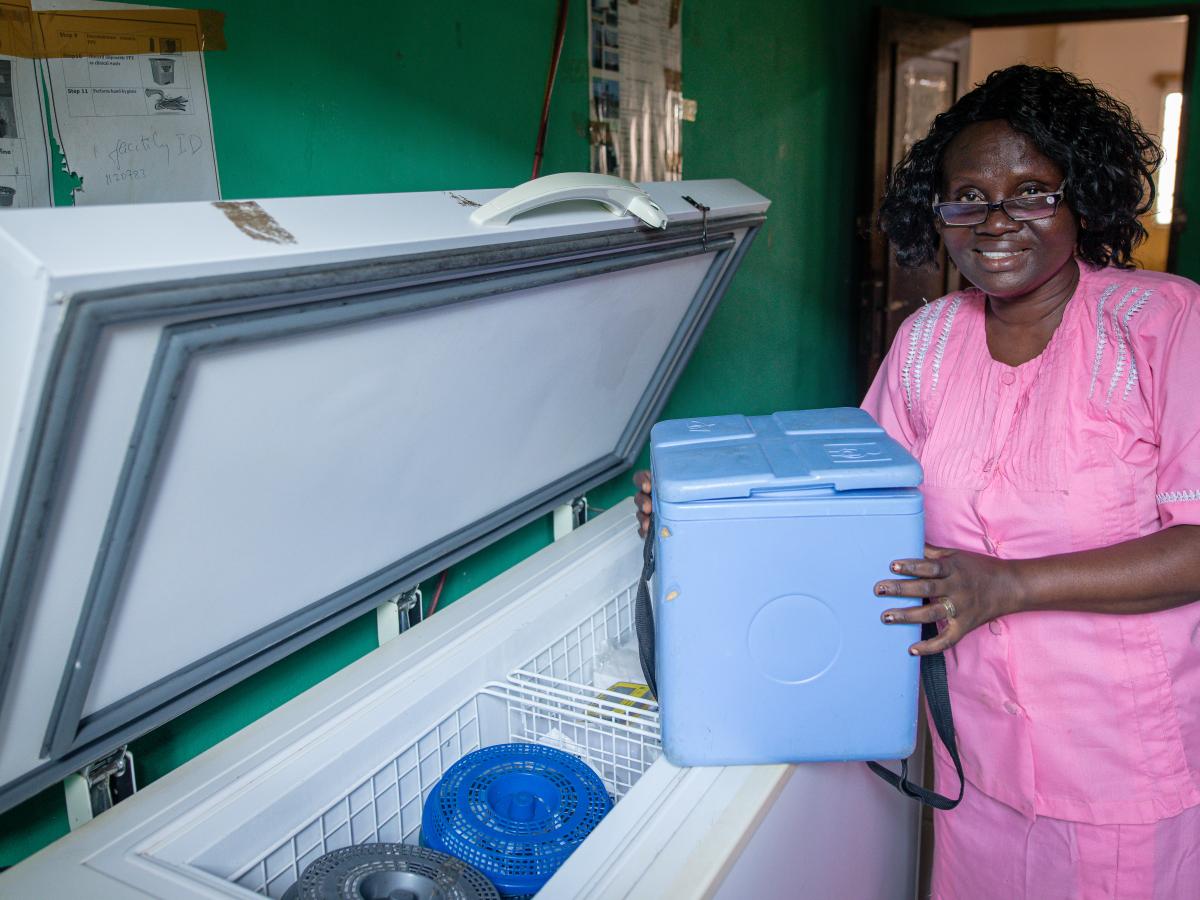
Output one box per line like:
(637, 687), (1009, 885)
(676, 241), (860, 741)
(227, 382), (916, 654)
(682, 194), (711, 249)
(376, 587), (423, 645)
(63, 745), (136, 830)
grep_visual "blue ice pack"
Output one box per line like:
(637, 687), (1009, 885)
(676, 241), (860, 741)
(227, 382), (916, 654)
(649, 407), (924, 765)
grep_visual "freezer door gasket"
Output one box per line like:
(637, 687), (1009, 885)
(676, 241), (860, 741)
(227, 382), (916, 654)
(0, 215), (763, 814)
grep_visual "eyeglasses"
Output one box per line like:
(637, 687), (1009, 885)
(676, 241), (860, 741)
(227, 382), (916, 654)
(932, 183), (1067, 227)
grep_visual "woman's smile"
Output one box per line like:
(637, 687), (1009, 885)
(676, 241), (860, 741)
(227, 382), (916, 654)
(974, 245), (1028, 268)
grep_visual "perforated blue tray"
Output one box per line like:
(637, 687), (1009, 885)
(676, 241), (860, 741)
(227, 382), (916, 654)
(421, 743), (612, 898)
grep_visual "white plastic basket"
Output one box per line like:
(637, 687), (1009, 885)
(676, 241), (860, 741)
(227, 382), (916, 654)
(230, 581), (659, 898)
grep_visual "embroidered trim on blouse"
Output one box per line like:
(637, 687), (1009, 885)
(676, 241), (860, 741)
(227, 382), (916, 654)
(1088, 282), (1120, 399)
(930, 294), (964, 397)
(899, 294), (967, 411)
(1105, 287), (1142, 407)
(913, 297), (942, 406)
(1122, 290), (1154, 400)
(1156, 490), (1200, 504)
(901, 301), (934, 411)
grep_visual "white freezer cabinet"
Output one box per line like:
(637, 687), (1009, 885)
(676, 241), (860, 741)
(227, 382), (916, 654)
(0, 175), (918, 897)
(0, 506), (919, 899)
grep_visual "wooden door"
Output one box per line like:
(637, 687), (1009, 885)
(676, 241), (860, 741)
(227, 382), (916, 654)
(858, 9), (971, 393)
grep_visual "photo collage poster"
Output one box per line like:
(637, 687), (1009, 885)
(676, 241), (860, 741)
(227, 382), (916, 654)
(587, 0), (683, 183)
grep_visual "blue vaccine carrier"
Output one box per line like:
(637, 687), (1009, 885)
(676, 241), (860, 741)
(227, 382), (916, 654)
(649, 407), (925, 766)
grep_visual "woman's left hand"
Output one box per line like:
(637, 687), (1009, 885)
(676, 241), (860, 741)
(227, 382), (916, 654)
(875, 544), (1025, 656)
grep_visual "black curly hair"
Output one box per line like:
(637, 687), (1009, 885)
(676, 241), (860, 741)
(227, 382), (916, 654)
(880, 65), (1163, 270)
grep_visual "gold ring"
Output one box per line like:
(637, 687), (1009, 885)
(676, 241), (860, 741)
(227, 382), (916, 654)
(941, 598), (958, 620)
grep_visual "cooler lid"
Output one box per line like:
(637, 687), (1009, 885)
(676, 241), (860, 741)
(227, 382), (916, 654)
(0, 176), (767, 813)
(651, 408), (922, 502)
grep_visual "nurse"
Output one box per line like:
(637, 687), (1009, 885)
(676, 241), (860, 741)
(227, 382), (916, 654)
(866, 65), (1200, 898)
(636, 64), (1200, 898)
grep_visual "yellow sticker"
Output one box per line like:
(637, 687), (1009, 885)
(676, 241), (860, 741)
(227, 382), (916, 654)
(586, 681), (654, 719)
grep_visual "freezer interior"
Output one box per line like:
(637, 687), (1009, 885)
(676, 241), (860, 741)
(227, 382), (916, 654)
(138, 544), (654, 898)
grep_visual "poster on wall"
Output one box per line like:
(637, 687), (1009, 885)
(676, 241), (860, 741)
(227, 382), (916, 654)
(33, 0), (220, 205)
(0, 1), (54, 207)
(587, 0), (683, 182)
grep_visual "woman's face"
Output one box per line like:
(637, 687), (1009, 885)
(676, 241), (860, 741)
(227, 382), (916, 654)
(937, 120), (1079, 303)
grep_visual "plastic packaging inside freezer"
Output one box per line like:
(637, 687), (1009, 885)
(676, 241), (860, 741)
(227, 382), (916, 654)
(171, 579), (659, 899)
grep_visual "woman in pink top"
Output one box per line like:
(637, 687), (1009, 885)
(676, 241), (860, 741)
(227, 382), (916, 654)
(861, 66), (1200, 898)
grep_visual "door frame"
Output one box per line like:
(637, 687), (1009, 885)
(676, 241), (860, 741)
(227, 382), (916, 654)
(858, 9), (972, 395)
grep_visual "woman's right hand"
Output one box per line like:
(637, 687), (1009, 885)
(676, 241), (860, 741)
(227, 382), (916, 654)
(632, 470), (653, 537)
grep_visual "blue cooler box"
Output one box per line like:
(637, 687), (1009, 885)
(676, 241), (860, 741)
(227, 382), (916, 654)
(650, 407), (924, 766)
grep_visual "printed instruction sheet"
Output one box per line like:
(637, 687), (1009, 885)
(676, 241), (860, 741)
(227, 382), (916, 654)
(0, 1), (53, 207)
(587, 0), (682, 182)
(34, 0), (219, 204)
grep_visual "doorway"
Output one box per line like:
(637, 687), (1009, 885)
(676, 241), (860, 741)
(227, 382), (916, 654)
(858, 9), (1194, 393)
(971, 17), (1189, 273)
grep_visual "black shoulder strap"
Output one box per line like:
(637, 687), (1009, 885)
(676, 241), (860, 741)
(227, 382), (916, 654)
(635, 522), (658, 698)
(866, 622), (965, 810)
(635, 516), (964, 810)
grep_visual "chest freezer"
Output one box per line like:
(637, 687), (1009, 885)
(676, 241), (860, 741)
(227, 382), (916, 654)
(0, 175), (918, 898)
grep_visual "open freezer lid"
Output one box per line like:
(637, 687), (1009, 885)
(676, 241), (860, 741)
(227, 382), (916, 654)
(0, 176), (768, 813)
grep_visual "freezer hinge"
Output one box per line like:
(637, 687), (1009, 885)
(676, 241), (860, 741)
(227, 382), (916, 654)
(376, 587), (423, 646)
(63, 745), (137, 830)
(553, 496), (588, 540)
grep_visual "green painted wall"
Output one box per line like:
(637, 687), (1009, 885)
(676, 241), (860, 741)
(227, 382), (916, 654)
(0, 0), (870, 866)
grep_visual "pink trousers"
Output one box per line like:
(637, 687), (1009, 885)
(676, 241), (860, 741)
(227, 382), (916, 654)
(931, 785), (1200, 899)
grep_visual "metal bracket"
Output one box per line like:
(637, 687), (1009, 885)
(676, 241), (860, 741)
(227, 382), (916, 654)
(553, 496), (588, 541)
(376, 587), (423, 646)
(63, 745), (136, 830)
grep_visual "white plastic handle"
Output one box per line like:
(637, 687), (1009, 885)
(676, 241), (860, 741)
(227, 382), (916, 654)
(469, 173), (668, 230)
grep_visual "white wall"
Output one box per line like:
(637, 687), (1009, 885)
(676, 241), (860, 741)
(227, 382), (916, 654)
(969, 17), (1187, 141)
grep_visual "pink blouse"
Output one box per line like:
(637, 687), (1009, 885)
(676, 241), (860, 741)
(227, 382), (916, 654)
(863, 261), (1200, 825)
